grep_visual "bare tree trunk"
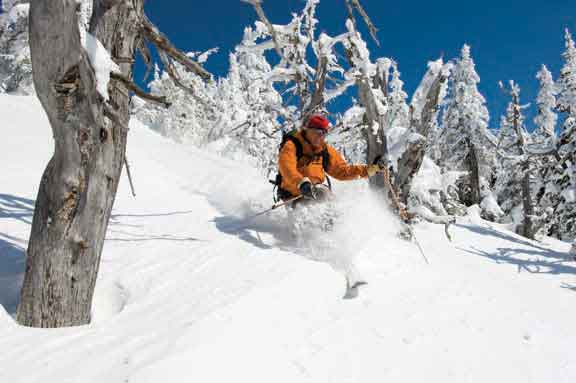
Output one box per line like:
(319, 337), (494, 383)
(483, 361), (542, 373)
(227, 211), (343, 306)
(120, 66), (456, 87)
(342, 24), (387, 188)
(17, 0), (207, 328)
(356, 77), (388, 188)
(16, 0), (140, 328)
(395, 71), (447, 202)
(394, 135), (426, 203)
(466, 138), (481, 206)
(521, 160), (537, 239)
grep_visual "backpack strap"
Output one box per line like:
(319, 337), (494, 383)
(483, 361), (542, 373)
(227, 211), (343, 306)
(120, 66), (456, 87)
(283, 135), (303, 159)
(321, 148), (330, 173)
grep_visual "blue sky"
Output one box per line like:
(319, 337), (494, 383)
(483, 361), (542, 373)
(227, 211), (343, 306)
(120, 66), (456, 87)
(1, 0), (572, 129)
(139, 0), (575, 131)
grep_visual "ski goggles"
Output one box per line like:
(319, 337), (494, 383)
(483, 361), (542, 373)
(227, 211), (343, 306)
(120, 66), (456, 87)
(307, 127), (328, 136)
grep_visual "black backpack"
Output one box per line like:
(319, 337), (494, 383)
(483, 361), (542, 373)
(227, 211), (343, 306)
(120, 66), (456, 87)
(270, 130), (332, 202)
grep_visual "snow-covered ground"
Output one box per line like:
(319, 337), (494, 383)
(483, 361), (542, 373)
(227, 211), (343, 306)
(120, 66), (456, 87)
(1, 94), (575, 382)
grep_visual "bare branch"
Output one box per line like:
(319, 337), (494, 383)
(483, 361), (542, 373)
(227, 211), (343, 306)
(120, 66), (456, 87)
(110, 72), (171, 108)
(141, 15), (211, 81)
(241, 0), (284, 57)
(344, 0), (357, 30)
(136, 36), (153, 82)
(303, 54), (328, 119)
(157, 51), (217, 111)
(348, 0), (380, 47)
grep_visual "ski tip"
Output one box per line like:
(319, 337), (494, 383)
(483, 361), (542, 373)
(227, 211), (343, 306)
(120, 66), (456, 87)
(343, 281), (368, 299)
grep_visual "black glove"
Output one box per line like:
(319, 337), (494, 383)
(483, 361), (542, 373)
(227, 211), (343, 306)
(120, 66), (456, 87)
(373, 155), (387, 170)
(367, 155), (389, 179)
(299, 180), (316, 200)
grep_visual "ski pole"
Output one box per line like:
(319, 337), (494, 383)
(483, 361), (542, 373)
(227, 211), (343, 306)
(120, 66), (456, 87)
(246, 195), (303, 221)
(219, 195), (303, 233)
(380, 167), (430, 264)
(405, 225), (430, 264)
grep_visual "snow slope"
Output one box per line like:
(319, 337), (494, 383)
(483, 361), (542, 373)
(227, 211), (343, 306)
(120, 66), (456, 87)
(1, 94), (576, 382)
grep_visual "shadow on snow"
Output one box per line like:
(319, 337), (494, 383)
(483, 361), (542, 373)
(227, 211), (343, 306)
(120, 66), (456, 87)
(0, 193), (203, 314)
(456, 223), (576, 277)
(0, 193), (32, 315)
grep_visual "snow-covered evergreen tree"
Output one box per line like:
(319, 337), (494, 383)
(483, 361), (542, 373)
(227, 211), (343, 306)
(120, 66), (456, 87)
(497, 81), (529, 155)
(438, 45), (496, 172)
(557, 29), (576, 115)
(133, 54), (218, 144)
(0, 0), (32, 94)
(543, 29), (576, 240)
(217, 27), (284, 173)
(494, 81), (529, 225)
(386, 62), (410, 130)
(530, 65), (558, 236)
(332, 103), (367, 164)
(437, 44), (497, 211)
(533, 65), (558, 147)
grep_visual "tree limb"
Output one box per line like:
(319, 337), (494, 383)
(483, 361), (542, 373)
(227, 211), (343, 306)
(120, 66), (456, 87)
(136, 36), (153, 81)
(240, 0), (284, 57)
(303, 53), (328, 120)
(110, 72), (171, 107)
(141, 15), (211, 81)
(348, 0), (380, 47)
(157, 51), (218, 111)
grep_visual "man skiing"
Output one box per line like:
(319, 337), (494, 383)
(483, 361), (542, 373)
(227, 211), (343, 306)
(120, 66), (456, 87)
(277, 114), (386, 205)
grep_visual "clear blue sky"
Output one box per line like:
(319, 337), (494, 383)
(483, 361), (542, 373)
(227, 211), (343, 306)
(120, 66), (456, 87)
(138, 0), (574, 130)
(3, 1), (572, 129)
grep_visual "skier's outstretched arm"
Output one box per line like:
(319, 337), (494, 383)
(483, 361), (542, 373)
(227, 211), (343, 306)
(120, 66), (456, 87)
(325, 146), (369, 181)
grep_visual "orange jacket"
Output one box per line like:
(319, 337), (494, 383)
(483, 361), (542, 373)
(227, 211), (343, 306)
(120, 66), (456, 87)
(278, 131), (368, 196)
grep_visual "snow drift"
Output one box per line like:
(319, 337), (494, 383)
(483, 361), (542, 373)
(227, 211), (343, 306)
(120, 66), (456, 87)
(1, 94), (576, 382)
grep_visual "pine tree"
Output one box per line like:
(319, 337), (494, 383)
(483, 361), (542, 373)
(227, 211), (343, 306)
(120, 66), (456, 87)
(494, 81), (529, 226)
(531, 65), (558, 236)
(497, 80), (529, 155)
(438, 44), (497, 206)
(533, 65), (558, 147)
(557, 29), (576, 115)
(386, 62), (410, 129)
(439, 45), (496, 170)
(546, 29), (576, 240)
(219, 37), (283, 174)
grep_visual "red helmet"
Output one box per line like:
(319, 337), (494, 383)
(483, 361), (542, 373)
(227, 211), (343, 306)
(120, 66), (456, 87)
(306, 115), (330, 132)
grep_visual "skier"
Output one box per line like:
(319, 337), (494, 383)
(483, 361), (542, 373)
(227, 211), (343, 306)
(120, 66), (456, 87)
(276, 114), (386, 206)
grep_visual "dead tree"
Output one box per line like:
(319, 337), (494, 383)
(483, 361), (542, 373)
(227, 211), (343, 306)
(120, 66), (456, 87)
(342, 3), (387, 188)
(241, 0), (376, 130)
(395, 70), (449, 202)
(18, 0), (209, 328)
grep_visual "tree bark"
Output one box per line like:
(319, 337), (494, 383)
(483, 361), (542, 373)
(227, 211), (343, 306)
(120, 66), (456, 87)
(356, 77), (388, 188)
(16, 0), (141, 328)
(395, 71), (447, 203)
(394, 134), (426, 203)
(466, 138), (481, 206)
(521, 162), (536, 239)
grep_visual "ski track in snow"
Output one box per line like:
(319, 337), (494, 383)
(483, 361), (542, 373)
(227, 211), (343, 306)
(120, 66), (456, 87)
(1, 95), (576, 382)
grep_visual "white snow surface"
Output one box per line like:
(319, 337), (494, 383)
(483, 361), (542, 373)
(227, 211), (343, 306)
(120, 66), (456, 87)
(82, 32), (119, 101)
(1, 94), (576, 382)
